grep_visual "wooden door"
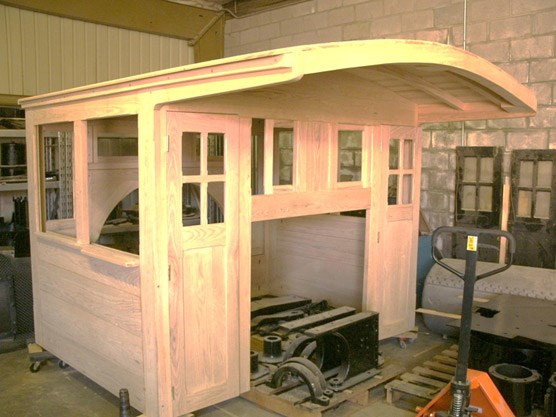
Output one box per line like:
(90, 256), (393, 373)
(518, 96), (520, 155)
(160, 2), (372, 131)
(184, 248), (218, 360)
(453, 146), (503, 262)
(167, 112), (241, 415)
(509, 149), (556, 269)
(366, 126), (421, 339)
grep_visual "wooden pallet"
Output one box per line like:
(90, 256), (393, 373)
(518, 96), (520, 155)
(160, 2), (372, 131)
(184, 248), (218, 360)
(243, 363), (404, 417)
(385, 345), (457, 404)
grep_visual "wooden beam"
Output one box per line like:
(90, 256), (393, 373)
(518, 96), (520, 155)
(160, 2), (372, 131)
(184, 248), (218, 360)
(192, 13), (225, 62)
(251, 188), (372, 222)
(0, 0), (219, 40)
(378, 67), (467, 111)
(0, 94), (25, 106)
(223, 0), (309, 18)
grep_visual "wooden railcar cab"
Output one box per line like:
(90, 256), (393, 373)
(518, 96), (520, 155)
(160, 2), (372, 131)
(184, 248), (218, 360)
(19, 40), (536, 417)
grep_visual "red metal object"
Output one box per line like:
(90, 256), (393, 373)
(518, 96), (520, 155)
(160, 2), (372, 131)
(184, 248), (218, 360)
(416, 369), (515, 417)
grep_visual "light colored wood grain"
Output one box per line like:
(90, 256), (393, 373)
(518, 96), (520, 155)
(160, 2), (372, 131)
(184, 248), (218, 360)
(238, 116), (253, 394)
(167, 112), (241, 415)
(20, 39), (536, 417)
(252, 188), (372, 222)
(40, 320), (145, 410)
(269, 215), (366, 309)
(38, 264), (142, 336)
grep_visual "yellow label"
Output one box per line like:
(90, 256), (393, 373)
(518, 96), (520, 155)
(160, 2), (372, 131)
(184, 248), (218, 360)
(467, 235), (478, 251)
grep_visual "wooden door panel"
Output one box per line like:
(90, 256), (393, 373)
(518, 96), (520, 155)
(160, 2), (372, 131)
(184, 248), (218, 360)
(182, 246), (229, 394)
(167, 111), (240, 416)
(509, 149), (556, 269)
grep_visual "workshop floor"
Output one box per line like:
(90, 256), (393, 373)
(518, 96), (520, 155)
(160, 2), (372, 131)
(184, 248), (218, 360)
(0, 320), (453, 417)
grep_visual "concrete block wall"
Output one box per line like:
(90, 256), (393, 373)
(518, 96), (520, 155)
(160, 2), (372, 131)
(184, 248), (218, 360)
(224, 0), (556, 231)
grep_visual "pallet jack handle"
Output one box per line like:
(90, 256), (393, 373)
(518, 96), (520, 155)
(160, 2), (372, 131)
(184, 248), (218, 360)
(430, 227), (516, 417)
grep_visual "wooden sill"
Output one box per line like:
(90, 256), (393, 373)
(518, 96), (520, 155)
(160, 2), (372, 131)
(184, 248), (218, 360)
(80, 244), (139, 268)
(36, 232), (139, 268)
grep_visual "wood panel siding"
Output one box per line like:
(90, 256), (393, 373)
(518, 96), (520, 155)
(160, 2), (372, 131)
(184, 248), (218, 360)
(33, 238), (143, 409)
(269, 215), (366, 310)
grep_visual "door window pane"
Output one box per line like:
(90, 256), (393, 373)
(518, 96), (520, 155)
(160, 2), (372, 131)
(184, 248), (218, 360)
(403, 140), (413, 169)
(182, 183), (201, 226)
(337, 130), (362, 182)
(207, 133), (225, 175)
(534, 191), (551, 219)
(478, 186), (493, 212)
(389, 139), (399, 169)
(517, 190), (532, 217)
(519, 161), (534, 187)
(41, 127), (75, 237)
(461, 185), (476, 211)
(537, 161), (552, 188)
(480, 157), (494, 182)
(182, 132), (201, 176)
(463, 157), (477, 182)
(273, 127), (294, 186)
(388, 174), (398, 205)
(402, 174), (412, 204)
(207, 182), (225, 224)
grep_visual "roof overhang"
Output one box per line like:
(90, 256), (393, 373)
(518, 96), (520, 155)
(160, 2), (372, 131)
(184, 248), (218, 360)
(20, 40), (536, 125)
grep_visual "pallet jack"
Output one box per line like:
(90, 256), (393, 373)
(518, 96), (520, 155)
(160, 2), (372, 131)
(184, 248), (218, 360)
(417, 227), (516, 417)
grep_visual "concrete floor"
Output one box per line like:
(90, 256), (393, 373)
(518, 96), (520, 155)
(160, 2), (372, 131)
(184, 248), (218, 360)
(0, 323), (453, 417)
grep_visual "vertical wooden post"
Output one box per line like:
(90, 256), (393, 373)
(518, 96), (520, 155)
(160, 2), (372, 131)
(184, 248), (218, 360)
(138, 104), (173, 417)
(73, 119), (90, 244)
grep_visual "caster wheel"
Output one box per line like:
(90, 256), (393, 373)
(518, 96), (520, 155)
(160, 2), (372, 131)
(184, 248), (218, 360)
(29, 361), (41, 373)
(58, 360), (68, 369)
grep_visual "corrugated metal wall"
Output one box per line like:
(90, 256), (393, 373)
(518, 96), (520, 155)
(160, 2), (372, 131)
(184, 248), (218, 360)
(0, 4), (194, 97)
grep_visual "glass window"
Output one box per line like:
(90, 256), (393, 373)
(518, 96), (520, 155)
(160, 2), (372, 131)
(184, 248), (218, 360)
(388, 174), (398, 205)
(97, 137), (138, 157)
(534, 191), (551, 219)
(463, 157), (477, 182)
(537, 161), (552, 188)
(273, 127), (294, 186)
(182, 129), (226, 227)
(517, 190), (532, 217)
(519, 161), (534, 187)
(337, 130), (362, 182)
(207, 133), (225, 175)
(402, 174), (412, 204)
(462, 185), (476, 211)
(403, 140), (413, 170)
(478, 186), (493, 212)
(480, 157), (494, 182)
(182, 132), (201, 176)
(40, 124), (75, 237)
(251, 119), (264, 195)
(389, 139), (399, 169)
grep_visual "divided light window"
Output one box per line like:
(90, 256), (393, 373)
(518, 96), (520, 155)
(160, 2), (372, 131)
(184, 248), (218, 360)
(388, 138), (414, 205)
(182, 131), (225, 226)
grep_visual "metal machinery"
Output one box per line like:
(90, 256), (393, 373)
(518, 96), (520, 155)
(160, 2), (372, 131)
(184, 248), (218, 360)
(249, 295), (381, 407)
(417, 226), (516, 417)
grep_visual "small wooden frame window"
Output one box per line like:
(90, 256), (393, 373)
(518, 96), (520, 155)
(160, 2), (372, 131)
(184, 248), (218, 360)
(182, 130), (226, 226)
(273, 125), (294, 186)
(388, 138), (414, 205)
(39, 123), (75, 237)
(337, 129), (363, 183)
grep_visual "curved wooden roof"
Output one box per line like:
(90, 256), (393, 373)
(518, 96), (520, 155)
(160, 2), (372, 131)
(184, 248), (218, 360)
(20, 39), (536, 124)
